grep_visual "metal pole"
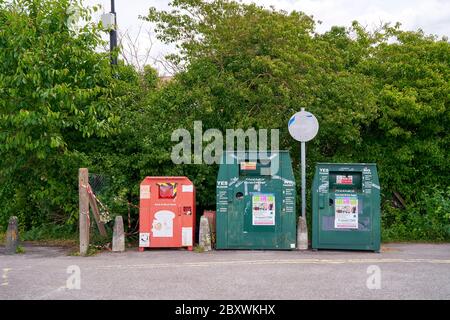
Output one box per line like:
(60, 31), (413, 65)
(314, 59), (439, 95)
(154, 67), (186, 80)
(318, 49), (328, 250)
(301, 141), (306, 218)
(300, 107), (306, 218)
(110, 0), (118, 65)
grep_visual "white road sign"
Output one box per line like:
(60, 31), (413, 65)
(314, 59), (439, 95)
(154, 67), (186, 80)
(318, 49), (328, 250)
(288, 110), (319, 142)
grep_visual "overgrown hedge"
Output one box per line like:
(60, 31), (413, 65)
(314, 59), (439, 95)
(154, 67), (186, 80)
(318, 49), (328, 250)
(0, 0), (449, 241)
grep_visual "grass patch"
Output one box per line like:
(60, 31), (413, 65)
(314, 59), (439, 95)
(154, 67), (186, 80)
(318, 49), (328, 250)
(21, 224), (77, 242)
(19, 223), (114, 256)
(0, 231), (5, 246)
(25, 239), (78, 248)
(20, 224), (78, 251)
(68, 244), (103, 257)
(193, 245), (205, 253)
(15, 245), (25, 254)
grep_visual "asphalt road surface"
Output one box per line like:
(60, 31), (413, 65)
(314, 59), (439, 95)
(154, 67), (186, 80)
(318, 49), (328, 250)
(1, 243), (449, 300)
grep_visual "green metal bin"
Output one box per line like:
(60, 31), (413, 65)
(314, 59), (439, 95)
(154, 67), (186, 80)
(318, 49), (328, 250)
(312, 163), (381, 252)
(216, 151), (297, 250)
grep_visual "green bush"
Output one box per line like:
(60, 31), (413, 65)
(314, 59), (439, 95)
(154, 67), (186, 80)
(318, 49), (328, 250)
(144, 0), (449, 242)
(21, 223), (76, 241)
(1, 0), (448, 244)
(0, 0), (127, 232)
(383, 187), (450, 241)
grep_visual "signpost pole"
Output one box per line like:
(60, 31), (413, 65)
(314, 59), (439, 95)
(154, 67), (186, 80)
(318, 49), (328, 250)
(301, 141), (306, 218)
(300, 107), (307, 218)
(288, 107), (319, 250)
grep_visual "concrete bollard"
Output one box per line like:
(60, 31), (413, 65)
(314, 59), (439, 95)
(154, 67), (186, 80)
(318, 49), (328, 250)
(198, 215), (212, 251)
(5, 216), (19, 255)
(112, 216), (125, 252)
(297, 215), (308, 250)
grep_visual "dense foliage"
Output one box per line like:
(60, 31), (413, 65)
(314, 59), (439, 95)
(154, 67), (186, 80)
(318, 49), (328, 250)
(0, 0), (121, 230)
(0, 0), (448, 241)
(144, 0), (450, 241)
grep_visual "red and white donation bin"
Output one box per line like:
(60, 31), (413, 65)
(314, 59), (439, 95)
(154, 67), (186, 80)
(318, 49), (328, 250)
(139, 177), (196, 251)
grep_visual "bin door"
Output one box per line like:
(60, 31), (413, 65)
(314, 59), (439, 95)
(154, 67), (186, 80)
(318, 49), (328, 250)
(227, 179), (281, 248)
(319, 193), (371, 246)
(227, 181), (246, 247)
(149, 182), (182, 247)
(149, 207), (182, 247)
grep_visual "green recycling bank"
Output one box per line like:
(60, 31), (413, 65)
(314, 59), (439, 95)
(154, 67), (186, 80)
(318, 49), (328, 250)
(312, 163), (381, 252)
(216, 151), (297, 250)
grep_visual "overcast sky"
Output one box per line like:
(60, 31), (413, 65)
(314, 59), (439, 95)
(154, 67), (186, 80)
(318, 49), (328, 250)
(84, 0), (450, 74)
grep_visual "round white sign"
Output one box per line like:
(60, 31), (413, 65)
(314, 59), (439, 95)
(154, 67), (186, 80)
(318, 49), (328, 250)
(288, 110), (319, 142)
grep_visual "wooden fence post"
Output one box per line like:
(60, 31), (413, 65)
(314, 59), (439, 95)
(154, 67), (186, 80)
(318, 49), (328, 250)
(79, 168), (90, 256)
(88, 192), (107, 237)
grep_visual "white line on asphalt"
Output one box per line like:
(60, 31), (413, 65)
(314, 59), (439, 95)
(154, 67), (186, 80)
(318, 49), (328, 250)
(34, 286), (67, 300)
(92, 258), (450, 270)
(2, 268), (12, 286)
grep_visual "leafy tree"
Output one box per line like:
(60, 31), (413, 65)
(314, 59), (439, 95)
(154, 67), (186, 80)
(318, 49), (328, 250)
(143, 1), (379, 206)
(0, 0), (120, 230)
(1, 0), (448, 242)
(357, 29), (450, 239)
(145, 0), (450, 240)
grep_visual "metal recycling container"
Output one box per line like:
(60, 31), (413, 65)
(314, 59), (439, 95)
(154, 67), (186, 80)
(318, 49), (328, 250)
(216, 151), (297, 250)
(139, 176), (196, 251)
(312, 163), (381, 252)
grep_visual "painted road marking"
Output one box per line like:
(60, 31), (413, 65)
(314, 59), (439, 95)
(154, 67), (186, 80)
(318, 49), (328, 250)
(93, 258), (450, 270)
(35, 286), (67, 300)
(2, 268), (12, 286)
